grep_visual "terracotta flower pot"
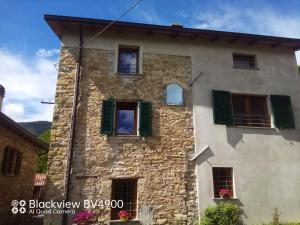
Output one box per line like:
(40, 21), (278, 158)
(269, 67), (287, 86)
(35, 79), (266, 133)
(120, 217), (129, 222)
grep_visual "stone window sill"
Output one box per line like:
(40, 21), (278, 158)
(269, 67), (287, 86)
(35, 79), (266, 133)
(115, 73), (143, 77)
(212, 197), (239, 200)
(232, 66), (260, 70)
(110, 135), (142, 139)
(109, 219), (141, 224)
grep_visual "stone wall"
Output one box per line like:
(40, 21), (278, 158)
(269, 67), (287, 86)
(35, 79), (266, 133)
(44, 48), (78, 225)
(0, 123), (39, 225)
(45, 47), (198, 225)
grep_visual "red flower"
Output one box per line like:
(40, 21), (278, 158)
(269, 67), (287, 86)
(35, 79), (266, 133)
(118, 210), (130, 220)
(73, 210), (96, 224)
(219, 189), (232, 198)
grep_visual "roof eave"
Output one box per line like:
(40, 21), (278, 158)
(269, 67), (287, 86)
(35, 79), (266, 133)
(44, 14), (300, 51)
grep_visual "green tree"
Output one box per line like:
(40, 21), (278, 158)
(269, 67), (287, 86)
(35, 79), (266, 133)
(36, 129), (51, 173)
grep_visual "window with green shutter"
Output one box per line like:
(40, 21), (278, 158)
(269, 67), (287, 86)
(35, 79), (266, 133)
(101, 100), (115, 135)
(270, 95), (295, 129)
(139, 102), (152, 136)
(212, 90), (233, 126)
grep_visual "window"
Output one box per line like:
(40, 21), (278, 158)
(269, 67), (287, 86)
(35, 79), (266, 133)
(233, 53), (257, 69)
(213, 167), (234, 198)
(212, 90), (271, 128)
(166, 84), (183, 105)
(101, 100), (152, 137)
(2, 147), (22, 176)
(232, 94), (270, 127)
(111, 179), (137, 220)
(118, 47), (139, 74)
(116, 102), (137, 135)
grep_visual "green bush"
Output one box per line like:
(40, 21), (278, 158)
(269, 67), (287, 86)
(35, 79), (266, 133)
(199, 203), (241, 225)
(259, 208), (300, 225)
(261, 223), (300, 225)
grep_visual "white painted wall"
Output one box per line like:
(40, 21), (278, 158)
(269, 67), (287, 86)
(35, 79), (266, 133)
(61, 30), (300, 224)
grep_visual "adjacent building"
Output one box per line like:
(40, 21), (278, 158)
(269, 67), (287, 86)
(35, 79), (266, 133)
(44, 15), (300, 225)
(0, 85), (48, 225)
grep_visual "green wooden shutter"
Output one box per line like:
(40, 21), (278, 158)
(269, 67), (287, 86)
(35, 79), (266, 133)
(101, 100), (115, 135)
(15, 151), (22, 175)
(139, 102), (152, 136)
(2, 147), (12, 175)
(270, 95), (295, 129)
(212, 90), (233, 126)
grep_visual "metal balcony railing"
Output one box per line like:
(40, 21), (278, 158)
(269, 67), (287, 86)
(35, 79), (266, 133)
(233, 114), (271, 127)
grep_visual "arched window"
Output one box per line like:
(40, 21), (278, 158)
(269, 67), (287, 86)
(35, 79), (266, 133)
(166, 84), (183, 105)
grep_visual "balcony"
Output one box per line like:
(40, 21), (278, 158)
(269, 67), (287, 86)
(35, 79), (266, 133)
(233, 114), (271, 128)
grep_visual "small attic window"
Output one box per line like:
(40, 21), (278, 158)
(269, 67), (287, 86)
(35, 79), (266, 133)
(118, 46), (139, 74)
(233, 53), (257, 69)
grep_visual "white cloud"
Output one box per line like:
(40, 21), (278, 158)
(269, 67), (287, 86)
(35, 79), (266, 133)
(191, 5), (300, 64)
(36, 49), (60, 58)
(0, 48), (58, 122)
(4, 103), (24, 119)
(136, 5), (161, 24)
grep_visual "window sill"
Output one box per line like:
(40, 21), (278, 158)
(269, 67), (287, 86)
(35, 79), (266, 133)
(166, 104), (184, 107)
(212, 197), (239, 200)
(109, 219), (140, 224)
(3, 174), (17, 177)
(115, 73), (143, 77)
(110, 135), (141, 139)
(232, 125), (275, 130)
(232, 66), (260, 70)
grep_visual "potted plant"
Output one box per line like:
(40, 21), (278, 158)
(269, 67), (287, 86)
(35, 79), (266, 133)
(219, 188), (232, 199)
(73, 210), (97, 225)
(118, 210), (130, 222)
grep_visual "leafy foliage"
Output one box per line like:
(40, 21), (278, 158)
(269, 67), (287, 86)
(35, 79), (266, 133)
(199, 203), (241, 225)
(39, 129), (51, 144)
(36, 129), (51, 173)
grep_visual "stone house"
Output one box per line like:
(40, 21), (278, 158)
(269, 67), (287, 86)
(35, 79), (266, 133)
(44, 15), (300, 225)
(0, 85), (48, 225)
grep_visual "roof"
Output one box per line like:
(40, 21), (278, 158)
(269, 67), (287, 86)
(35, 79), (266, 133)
(0, 112), (48, 151)
(34, 173), (47, 186)
(44, 14), (300, 50)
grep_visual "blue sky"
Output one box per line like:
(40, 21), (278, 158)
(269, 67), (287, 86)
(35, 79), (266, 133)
(0, 0), (300, 122)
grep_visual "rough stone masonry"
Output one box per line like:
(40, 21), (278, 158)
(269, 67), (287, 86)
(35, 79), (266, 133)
(45, 47), (198, 225)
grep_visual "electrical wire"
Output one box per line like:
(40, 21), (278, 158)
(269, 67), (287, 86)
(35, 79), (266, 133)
(72, 0), (144, 53)
(53, 0), (144, 70)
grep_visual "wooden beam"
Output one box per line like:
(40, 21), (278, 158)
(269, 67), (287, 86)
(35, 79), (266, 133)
(228, 37), (239, 44)
(117, 27), (123, 33)
(190, 33), (198, 40)
(210, 36), (219, 42)
(293, 46), (300, 51)
(248, 39), (258, 45)
(271, 42), (282, 48)
(171, 32), (178, 38)
(147, 30), (153, 36)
